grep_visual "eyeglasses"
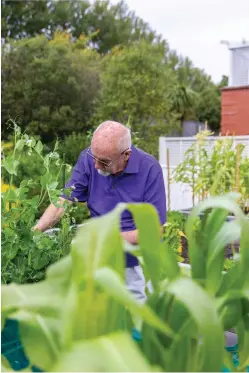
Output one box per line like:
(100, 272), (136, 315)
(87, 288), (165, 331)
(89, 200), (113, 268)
(87, 147), (130, 168)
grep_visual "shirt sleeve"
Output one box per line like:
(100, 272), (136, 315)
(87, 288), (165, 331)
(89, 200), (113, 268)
(61, 151), (89, 203)
(143, 163), (167, 225)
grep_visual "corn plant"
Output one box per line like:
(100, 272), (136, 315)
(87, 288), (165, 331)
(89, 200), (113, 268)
(173, 130), (213, 204)
(173, 131), (249, 212)
(2, 193), (249, 372)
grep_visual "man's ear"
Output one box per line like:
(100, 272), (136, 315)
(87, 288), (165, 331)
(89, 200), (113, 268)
(124, 149), (132, 160)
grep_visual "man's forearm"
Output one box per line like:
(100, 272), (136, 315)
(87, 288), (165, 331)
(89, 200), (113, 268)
(33, 198), (70, 232)
(121, 226), (164, 245)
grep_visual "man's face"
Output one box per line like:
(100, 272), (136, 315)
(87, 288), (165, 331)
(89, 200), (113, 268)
(89, 144), (131, 176)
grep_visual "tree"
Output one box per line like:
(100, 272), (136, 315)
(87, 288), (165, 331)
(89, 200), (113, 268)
(95, 40), (180, 134)
(1, 0), (89, 41)
(167, 84), (199, 122)
(85, 0), (166, 53)
(195, 88), (221, 131)
(1, 0), (163, 53)
(165, 50), (224, 131)
(2, 32), (101, 142)
(1, 0), (223, 136)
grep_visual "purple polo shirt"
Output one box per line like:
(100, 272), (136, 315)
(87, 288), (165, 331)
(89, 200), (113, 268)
(62, 145), (167, 267)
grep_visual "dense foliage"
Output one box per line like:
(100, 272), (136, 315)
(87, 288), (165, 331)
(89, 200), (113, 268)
(2, 0), (227, 159)
(1, 0), (163, 52)
(2, 193), (249, 372)
(2, 32), (101, 142)
(1, 123), (89, 284)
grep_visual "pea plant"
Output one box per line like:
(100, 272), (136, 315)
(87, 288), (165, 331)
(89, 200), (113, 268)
(2, 193), (249, 372)
(1, 121), (78, 284)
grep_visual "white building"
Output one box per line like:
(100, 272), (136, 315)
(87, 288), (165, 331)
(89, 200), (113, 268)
(224, 41), (249, 87)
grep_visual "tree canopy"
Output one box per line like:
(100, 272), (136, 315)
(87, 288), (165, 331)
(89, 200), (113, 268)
(2, 32), (101, 142)
(1, 0), (227, 153)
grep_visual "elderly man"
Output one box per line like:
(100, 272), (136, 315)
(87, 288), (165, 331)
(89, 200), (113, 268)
(34, 121), (166, 302)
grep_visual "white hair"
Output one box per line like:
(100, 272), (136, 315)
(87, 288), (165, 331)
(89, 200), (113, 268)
(117, 127), (132, 152)
(94, 121), (132, 152)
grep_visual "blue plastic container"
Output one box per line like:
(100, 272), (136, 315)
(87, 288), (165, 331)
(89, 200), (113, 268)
(1, 319), (43, 372)
(2, 319), (248, 372)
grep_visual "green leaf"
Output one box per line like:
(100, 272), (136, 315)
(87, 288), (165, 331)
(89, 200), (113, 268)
(167, 277), (224, 371)
(206, 221), (241, 295)
(17, 315), (61, 371)
(31, 195), (40, 207)
(239, 217), (249, 287)
(47, 181), (58, 190)
(15, 139), (25, 151)
(46, 256), (72, 283)
(3, 155), (19, 175)
(17, 186), (30, 200)
(159, 240), (180, 281)
(205, 208), (229, 244)
(185, 193), (244, 283)
(223, 350), (238, 372)
(5, 188), (17, 201)
(8, 244), (19, 260)
(94, 267), (173, 338)
(32, 252), (50, 270)
(237, 326), (249, 369)
(70, 203), (126, 283)
(51, 331), (154, 372)
(128, 204), (162, 290)
(216, 257), (241, 296)
(34, 140), (43, 155)
(1, 279), (77, 371)
(40, 172), (52, 188)
(30, 138), (36, 148)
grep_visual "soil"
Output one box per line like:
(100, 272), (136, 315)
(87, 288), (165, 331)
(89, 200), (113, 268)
(180, 236), (240, 264)
(227, 209), (249, 217)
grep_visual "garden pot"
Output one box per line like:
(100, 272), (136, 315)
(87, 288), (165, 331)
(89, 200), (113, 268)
(2, 319), (248, 373)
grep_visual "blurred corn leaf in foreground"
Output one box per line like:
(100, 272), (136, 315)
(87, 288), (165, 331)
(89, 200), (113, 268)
(2, 194), (249, 372)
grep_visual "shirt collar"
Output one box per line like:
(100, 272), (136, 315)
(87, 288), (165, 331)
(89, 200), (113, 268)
(124, 146), (139, 174)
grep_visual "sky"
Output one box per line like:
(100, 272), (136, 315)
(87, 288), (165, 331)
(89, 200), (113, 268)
(112, 0), (249, 83)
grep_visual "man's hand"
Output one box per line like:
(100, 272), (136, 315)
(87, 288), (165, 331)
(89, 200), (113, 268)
(120, 229), (139, 245)
(120, 226), (164, 245)
(32, 197), (71, 233)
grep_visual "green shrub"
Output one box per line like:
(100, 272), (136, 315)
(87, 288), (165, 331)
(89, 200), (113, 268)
(58, 131), (92, 165)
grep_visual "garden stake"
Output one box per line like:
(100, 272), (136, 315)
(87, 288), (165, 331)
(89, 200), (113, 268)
(235, 144), (240, 193)
(166, 148), (171, 211)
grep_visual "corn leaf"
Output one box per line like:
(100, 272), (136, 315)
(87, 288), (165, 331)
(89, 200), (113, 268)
(167, 277), (224, 371)
(51, 332), (154, 372)
(94, 267), (173, 337)
(206, 221), (241, 295)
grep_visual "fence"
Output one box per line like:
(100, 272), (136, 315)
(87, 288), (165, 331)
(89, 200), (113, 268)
(159, 135), (249, 211)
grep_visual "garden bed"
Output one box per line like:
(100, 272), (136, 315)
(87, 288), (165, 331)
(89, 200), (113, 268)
(177, 207), (245, 265)
(179, 208), (249, 222)
(180, 235), (240, 264)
